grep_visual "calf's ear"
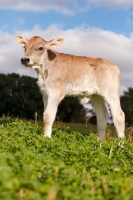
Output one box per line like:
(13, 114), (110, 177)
(16, 36), (28, 47)
(47, 38), (64, 49)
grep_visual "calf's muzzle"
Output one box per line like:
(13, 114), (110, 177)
(21, 57), (30, 65)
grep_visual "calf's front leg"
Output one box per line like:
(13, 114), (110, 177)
(43, 91), (64, 138)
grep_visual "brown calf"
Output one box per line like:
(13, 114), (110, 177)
(16, 36), (125, 140)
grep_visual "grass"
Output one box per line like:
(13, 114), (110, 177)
(0, 116), (133, 199)
(54, 121), (133, 143)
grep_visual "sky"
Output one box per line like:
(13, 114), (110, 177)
(0, 0), (133, 95)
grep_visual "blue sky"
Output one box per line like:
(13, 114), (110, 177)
(1, 6), (133, 36)
(0, 0), (133, 94)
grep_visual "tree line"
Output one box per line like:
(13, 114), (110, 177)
(0, 73), (133, 126)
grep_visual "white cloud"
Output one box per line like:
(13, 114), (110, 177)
(0, 30), (37, 77)
(0, 0), (78, 15)
(86, 0), (133, 9)
(0, 0), (133, 15)
(0, 24), (133, 95)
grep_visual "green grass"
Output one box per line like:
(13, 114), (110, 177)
(0, 117), (133, 200)
(54, 121), (133, 143)
(54, 121), (98, 134)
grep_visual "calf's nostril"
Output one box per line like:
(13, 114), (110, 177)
(21, 57), (30, 64)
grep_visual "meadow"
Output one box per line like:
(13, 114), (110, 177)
(0, 117), (133, 200)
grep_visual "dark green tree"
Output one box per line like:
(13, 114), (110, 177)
(0, 73), (43, 119)
(120, 87), (133, 126)
(57, 97), (86, 123)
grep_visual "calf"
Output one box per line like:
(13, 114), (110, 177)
(16, 36), (125, 140)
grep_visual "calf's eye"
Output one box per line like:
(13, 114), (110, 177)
(38, 47), (43, 51)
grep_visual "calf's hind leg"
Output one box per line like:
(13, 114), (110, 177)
(106, 97), (125, 139)
(91, 95), (109, 141)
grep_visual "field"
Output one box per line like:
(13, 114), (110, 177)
(0, 117), (133, 200)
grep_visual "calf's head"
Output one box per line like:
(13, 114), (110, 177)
(16, 36), (64, 68)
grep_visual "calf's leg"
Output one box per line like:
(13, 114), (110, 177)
(91, 95), (109, 141)
(43, 91), (65, 138)
(106, 97), (125, 138)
